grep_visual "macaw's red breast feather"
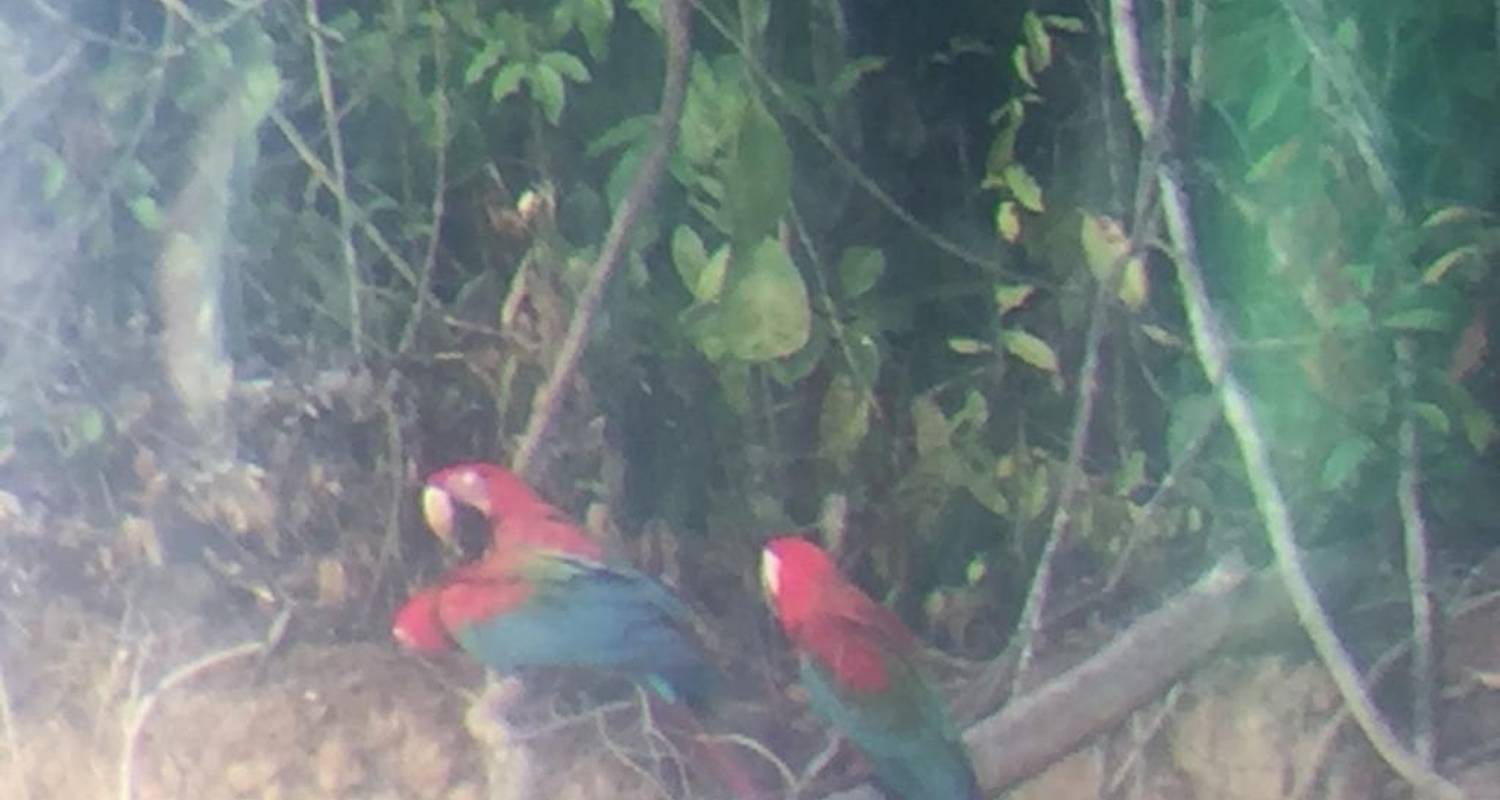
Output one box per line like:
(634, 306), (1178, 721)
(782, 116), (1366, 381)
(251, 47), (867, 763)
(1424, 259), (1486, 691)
(427, 557), (539, 632)
(761, 536), (915, 693)
(392, 586), (453, 652)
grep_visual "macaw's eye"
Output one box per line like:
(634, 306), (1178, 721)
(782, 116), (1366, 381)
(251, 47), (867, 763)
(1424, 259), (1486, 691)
(447, 503), (492, 560)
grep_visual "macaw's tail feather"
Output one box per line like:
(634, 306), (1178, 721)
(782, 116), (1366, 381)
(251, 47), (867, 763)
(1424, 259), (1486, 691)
(868, 737), (983, 800)
(656, 700), (767, 800)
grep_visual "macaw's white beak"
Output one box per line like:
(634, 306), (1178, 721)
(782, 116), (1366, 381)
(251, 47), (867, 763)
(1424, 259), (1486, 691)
(760, 548), (782, 598)
(422, 485), (456, 545)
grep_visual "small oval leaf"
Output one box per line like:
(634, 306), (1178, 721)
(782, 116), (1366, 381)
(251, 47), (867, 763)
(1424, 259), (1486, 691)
(996, 200), (1022, 243)
(1002, 329), (1059, 373)
(838, 246), (886, 299)
(995, 283), (1035, 315)
(1004, 163), (1044, 212)
(722, 238), (810, 361)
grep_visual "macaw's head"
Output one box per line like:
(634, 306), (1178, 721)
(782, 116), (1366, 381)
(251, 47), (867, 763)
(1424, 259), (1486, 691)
(761, 535), (838, 629)
(422, 462), (549, 545)
(392, 587), (453, 653)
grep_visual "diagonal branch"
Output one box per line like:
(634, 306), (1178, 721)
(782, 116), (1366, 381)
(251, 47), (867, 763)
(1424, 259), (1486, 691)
(1107, 0), (1462, 795)
(509, 0), (692, 479)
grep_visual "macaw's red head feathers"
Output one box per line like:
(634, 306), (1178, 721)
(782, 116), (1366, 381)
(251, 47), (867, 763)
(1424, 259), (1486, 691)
(761, 535), (840, 632)
(392, 587), (454, 653)
(422, 462), (551, 544)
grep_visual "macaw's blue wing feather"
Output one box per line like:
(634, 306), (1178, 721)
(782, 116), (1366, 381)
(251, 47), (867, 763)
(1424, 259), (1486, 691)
(800, 638), (981, 800)
(449, 553), (717, 707)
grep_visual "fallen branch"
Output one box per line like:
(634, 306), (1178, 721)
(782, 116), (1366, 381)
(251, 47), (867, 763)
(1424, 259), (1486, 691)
(820, 544), (1367, 799)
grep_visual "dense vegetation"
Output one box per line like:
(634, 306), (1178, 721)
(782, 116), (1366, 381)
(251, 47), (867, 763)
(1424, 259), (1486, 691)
(2, 4), (1498, 789)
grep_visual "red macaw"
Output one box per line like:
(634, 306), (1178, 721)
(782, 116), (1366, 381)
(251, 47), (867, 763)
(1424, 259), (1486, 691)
(394, 465), (762, 797)
(760, 535), (982, 800)
(392, 538), (715, 706)
(420, 462), (603, 559)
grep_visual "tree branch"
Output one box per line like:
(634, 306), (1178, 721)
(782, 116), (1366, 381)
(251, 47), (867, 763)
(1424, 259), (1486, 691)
(509, 0), (692, 478)
(1107, 0), (1462, 795)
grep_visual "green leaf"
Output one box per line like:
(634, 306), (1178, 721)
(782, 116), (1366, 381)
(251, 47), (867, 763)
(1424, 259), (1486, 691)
(587, 114), (653, 157)
(1043, 14), (1086, 33)
(1464, 406), (1497, 452)
(1002, 329), (1059, 373)
(985, 99), (1024, 171)
(1115, 449), (1147, 495)
(837, 246), (885, 298)
(769, 317), (828, 385)
(1382, 308), (1452, 332)
(948, 337), (992, 355)
(967, 477), (1011, 518)
(129, 195), (162, 230)
(1421, 206), (1492, 228)
(1140, 324), (1185, 349)
(1422, 245), (1481, 284)
(697, 246), (729, 303)
(965, 555), (987, 585)
(1019, 462), (1050, 522)
(576, 0), (614, 59)
(527, 63), (567, 123)
(465, 40), (506, 85)
(1167, 394), (1217, 465)
(1012, 44), (1035, 88)
(995, 283), (1035, 315)
(912, 395), (951, 457)
(996, 200), (1021, 243)
(953, 390), (989, 429)
(819, 374), (871, 464)
(721, 238), (810, 361)
(604, 144), (644, 209)
(1118, 258), (1148, 311)
(490, 62), (527, 101)
(846, 330), (881, 385)
(1413, 403), (1450, 436)
(32, 144), (67, 202)
(671, 225), (708, 296)
(541, 51), (591, 83)
(1321, 437), (1373, 489)
(1023, 12), (1052, 73)
(829, 56), (887, 96)
(1004, 163), (1043, 212)
(726, 101), (792, 245)
(1080, 212), (1144, 290)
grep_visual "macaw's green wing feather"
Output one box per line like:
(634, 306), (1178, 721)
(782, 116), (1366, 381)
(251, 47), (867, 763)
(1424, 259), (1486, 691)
(443, 551), (717, 706)
(797, 595), (981, 800)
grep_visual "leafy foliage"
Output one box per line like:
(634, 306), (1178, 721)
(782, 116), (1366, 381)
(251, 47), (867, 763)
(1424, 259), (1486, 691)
(1, 0), (1496, 657)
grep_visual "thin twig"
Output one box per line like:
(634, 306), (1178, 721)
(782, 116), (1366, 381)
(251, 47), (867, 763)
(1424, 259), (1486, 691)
(508, 0), (692, 478)
(1008, 275), (1112, 696)
(1104, 683), (1182, 795)
(1396, 337), (1436, 764)
(0, 41), (80, 133)
(703, 731), (798, 795)
(395, 0), (451, 355)
(267, 109), (422, 291)
(1107, 1), (1462, 795)
(305, 0), (362, 353)
(118, 640), (265, 800)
